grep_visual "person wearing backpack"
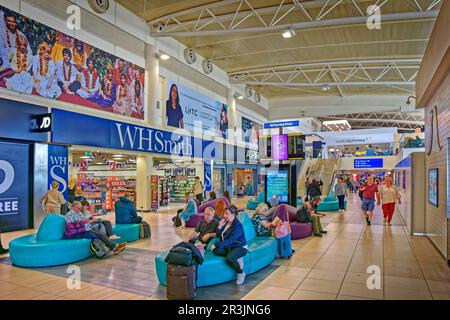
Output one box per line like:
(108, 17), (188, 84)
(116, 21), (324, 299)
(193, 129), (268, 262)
(64, 201), (126, 255)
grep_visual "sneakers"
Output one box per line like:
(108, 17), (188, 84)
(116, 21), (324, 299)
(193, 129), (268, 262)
(109, 235), (121, 241)
(314, 233), (323, 237)
(236, 272), (246, 285)
(366, 217), (371, 226)
(0, 248), (9, 255)
(320, 230), (327, 234)
(237, 257), (244, 272)
(387, 222), (392, 226)
(113, 242), (126, 254)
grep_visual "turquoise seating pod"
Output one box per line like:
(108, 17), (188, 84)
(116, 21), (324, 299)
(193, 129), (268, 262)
(246, 192), (265, 210)
(9, 215), (141, 268)
(155, 212), (277, 287)
(316, 195), (347, 211)
(9, 214), (91, 268)
(112, 223), (140, 243)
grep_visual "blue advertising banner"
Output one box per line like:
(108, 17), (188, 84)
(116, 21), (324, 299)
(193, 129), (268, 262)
(47, 145), (69, 200)
(0, 141), (30, 232)
(204, 160), (212, 193)
(166, 81), (229, 139)
(264, 120), (299, 129)
(354, 158), (384, 169)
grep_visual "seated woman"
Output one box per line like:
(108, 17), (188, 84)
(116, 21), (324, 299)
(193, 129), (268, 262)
(295, 196), (327, 237)
(80, 200), (120, 240)
(251, 203), (275, 237)
(214, 198), (227, 220)
(64, 201), (126, 254)
(176, 193), (198, 227)
(210, 205), (247, 285)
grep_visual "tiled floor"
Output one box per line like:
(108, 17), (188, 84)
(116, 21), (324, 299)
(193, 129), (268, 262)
(0, 195), (449, 300)
(243, 195), (450, 300)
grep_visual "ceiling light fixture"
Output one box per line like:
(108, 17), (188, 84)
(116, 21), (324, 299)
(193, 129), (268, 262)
(321, 84), (331, 91)
(282, 25), (295, 38)
(160, 54), (170, 60)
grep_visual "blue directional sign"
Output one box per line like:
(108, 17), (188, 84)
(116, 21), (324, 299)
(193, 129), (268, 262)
(354, 158), (384, 169)
(264, 121), (300, 129)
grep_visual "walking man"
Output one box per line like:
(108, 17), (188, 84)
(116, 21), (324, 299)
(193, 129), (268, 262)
(359, 176), (379, 225)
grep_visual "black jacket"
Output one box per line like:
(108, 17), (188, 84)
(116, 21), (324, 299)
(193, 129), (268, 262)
(173, 241), (204, 265)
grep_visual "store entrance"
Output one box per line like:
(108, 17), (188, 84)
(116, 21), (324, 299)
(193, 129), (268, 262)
(68, 149), (137, 215)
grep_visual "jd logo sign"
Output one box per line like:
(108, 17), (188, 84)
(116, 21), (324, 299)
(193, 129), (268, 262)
(0, 160), (14, 194)
(30, 113), (52, 133)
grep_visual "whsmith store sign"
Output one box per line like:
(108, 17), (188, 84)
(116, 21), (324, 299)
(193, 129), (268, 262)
(52, 109), (259, 164)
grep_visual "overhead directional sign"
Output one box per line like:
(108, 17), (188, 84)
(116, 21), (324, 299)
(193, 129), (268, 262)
(354, 158), (384, 169)
(264, 120), (299, 129)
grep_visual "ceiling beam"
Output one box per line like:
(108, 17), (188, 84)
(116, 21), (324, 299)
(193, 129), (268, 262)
(235, 81), (415, 87)
(150, 10), (438, 37)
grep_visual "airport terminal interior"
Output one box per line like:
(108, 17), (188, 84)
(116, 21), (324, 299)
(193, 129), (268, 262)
(0, 0), (449, 301)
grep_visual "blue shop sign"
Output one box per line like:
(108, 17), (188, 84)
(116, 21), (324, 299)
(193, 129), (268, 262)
(354, 158), (384, 169)
(264, 120), (299, 129)
(52, 109), (250, 162)
(47, 145), (69, 200)
(204, 160), (212, 192)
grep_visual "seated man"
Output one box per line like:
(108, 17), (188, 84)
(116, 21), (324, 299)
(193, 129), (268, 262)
(295, 196), (327, 237)
(80, 200), (120, 240)
(64, 201), (126, 254)
(115, 196), (142, 224)
(189, 207), (219, 247)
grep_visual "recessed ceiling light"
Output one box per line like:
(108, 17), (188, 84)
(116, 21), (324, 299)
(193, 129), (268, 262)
(282, 25), (295, 39)
(160, 54), (170, 60)
(80, 156), (91, 159)
(237, 95), (244, 100)
(321, 84), (331, 91)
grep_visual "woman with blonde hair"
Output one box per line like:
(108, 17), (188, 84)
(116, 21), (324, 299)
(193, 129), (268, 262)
(251, 203), (276, 236)
(378, 175), (401, 226)
(40, 181), (67, 214)
(33, 42), (61, 99)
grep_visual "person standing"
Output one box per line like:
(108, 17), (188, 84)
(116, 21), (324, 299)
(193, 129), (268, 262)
(378, 176), (401, 226)
(334, 177), (348, 212)
(193, 176), (204, 203)
(40, 181), (67, 214)
(359, 176), (379, 226)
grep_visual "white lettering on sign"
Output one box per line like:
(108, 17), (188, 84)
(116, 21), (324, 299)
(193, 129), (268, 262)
(0, 198), (19, 215)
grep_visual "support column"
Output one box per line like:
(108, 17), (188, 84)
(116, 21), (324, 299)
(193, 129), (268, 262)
(145, 43), (161, 127)
(227, 88), (238, 143)
(136, 155), (152, 211)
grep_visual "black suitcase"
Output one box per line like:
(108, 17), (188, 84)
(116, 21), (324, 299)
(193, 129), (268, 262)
(139, 221), (151, 238)
(166, 264), (196, 300)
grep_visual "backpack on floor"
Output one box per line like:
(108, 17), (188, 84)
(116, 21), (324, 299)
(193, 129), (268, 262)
(172, 215), (182, 227)
(90, 239), (112, 259)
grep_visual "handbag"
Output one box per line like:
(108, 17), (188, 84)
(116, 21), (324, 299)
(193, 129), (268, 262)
(165, 246), (195, 266)
(275, 209), (291, 239)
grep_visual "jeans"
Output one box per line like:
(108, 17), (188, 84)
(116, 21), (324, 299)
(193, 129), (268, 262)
(65, 230), (117, 250)
(213, 246), (248, 274)
(361, 198), (375, 212)
(337, 195), (346, 210)
(101, 220), (114, 237)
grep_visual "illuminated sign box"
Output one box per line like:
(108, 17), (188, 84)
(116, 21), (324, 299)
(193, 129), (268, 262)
(354, 158), (384, 169)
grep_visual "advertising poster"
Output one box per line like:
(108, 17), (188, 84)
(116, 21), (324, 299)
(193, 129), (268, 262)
(272, 134), (288, 160)
(242, 116), (263, 144)
(0, 141), (30, 231)
(428, 168), (438, 207)
(204, 160), (212, 192)
(0, 5), (145, 119)
(150, 175), (159, 210)
(266, 170), (289, 203)
(166, 80), (229, 138)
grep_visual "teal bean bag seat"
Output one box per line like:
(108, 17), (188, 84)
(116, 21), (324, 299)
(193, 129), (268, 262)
(9, 214), (92, 268)
(112, 223), (140, 243)
(155, 212), (277, 287)
(246, 192), (265, 210)
(316, 195), (347, 211)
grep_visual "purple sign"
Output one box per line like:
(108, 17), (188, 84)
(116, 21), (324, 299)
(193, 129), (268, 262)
(272, 134), (288, 160)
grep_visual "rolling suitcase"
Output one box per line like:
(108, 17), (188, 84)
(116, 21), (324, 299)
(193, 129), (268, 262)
(166, 264), (196, 300)
(278, 234), (293, 259)
(139, 221), (151, 239)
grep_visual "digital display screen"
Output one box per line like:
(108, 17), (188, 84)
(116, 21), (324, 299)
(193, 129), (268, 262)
(288, 134), (305, 159)
(354, 158), (384, 168)
(266, 170), (289, 203)
(272, 134), (288, 160)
